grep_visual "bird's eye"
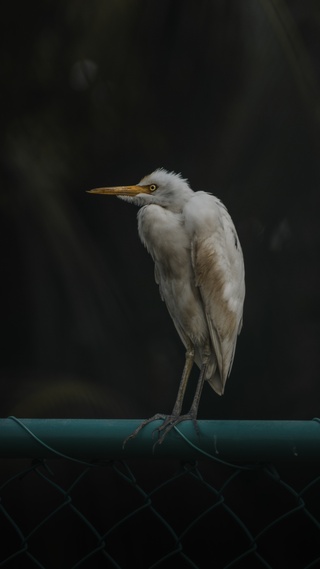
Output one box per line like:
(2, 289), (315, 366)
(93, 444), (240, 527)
(149, 184), (157, 192)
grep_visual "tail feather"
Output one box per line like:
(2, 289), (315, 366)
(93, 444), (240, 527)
(195, 351), (224, 396)
(207, 372), (225, 396)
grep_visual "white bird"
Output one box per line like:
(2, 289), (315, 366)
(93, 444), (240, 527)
(88, 169), (245, 443)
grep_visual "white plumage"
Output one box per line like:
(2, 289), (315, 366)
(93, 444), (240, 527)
(88, 168), (245, 442)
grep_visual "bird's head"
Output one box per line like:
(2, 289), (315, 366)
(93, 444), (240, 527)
(88, 168), (193, 211)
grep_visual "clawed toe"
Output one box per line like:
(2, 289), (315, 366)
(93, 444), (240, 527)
(156, 413), (198, 444)
(122, 414), (166, 448)
(123, 412), (199, 448)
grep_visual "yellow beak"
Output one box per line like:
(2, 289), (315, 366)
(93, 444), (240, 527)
(87, 185), (151, 196)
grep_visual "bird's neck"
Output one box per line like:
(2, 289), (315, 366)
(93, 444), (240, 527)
(154, 187), (194, 213)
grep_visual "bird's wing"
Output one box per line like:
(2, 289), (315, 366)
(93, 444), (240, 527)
(154, 264), (164, 301)
(185, 192), (245, 393)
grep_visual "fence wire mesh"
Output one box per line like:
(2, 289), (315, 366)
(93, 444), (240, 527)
(1, 418), (320, 569)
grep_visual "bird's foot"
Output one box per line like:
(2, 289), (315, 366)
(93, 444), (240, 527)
(122, 412), (198, 448)
(122, 414), (167, 449)
(155, 412), (199, 445)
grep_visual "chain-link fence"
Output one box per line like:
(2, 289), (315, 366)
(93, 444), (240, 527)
(1, 417), (320, 568)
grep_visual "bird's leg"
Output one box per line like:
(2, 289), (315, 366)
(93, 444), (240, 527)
(155, 343), (194, 437)
(122, 344), (194, 448)
(187, 358), (208, 422)
(156, 347), (210, 444)
(169, 344), (195, 416)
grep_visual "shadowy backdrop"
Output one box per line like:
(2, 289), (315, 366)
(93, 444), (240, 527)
(1, 0), (320, 421)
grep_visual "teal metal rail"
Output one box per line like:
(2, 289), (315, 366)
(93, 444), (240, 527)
(1, 418), (320, 568)
(1, 417), (320, 460)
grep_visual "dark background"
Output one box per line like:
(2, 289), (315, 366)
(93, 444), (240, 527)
(1, 0), (320, 422)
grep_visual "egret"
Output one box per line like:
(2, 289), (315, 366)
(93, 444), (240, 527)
(88, 169), (245, 443)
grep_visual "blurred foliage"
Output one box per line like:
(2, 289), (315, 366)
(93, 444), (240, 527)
(1, 0), (320, 420)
